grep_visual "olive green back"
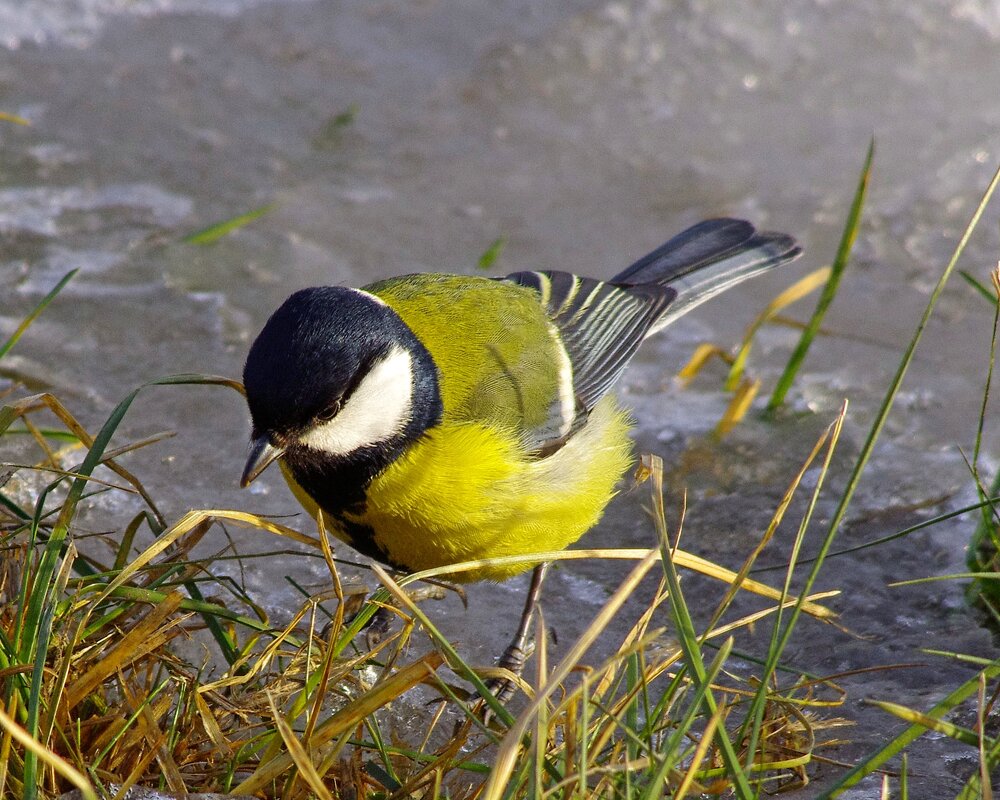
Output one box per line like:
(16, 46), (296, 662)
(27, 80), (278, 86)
(367, 274), (565, 445)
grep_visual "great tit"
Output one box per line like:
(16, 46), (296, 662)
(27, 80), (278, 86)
(240, 218), (799, 673)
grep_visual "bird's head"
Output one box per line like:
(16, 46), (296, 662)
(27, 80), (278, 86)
(240, 286), (441, 488)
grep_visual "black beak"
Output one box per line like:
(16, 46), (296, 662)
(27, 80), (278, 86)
(240, 434), (284, 488)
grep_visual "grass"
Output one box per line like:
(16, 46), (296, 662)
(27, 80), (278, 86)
(4, 147), (1000, 798)
(766, 138), (875, 414)
(962, 264), (1000, 613)
(679, 149), (1000, 794)
(0, 382), (846, 798)
(182, 205), (275, 245)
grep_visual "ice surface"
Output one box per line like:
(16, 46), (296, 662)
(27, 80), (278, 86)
(0, 0), (308, 49)
(1, 1), (998, 794)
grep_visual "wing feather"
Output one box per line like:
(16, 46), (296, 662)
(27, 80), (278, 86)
(500, 218), (801, 455)
(503, 270), (674, 413)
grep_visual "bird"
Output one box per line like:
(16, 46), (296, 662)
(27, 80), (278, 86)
(240, 217), (800, 693)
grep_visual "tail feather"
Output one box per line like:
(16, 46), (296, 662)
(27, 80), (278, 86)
(613, 218), (758, 286)
(613, 218), (801, 336)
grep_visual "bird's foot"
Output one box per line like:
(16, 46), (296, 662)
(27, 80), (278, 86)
(484, 637), (535, 705)
(364, 605), (396, 649)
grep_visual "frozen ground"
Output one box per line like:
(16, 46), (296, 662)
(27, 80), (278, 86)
(2, 0), (1000, 794)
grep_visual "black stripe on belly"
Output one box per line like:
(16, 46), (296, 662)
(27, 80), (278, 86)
(333, 514), (398, 567)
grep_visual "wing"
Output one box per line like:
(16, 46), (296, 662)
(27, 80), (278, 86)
(503, 219), (800, 420)
(502, 270), (675, 413)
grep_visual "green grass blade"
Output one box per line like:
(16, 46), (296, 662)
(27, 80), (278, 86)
(182, 204), (274, 245)
(968, 472), (1000, 602)
(22, 538), (75, 799)
(959, 269), (999, 306)
(638, 636), (735, 800)
(955, 690), (1000, 799)
(329, 104), (358, 129)
(0, 270), (77, 361)
(0, 490), (32, 521)
(89, 678), (171, 771)
(366, 569), (514, 729)
(14, 375), (246, 664)
(21, 580), (57, 800)
(966, 269), (1000, 601)
(767, 139), (874, 412)
(868, 699), (981, 746)
(477, 237), (506, 271)
(77, 584), (276, 639)
(361, 717), (402, 790)
(650, 462), (756, 799)
(1, 428), (84, 442)
(180, 578), (240, 665)
(16, 475), (73, 664)
(753, 495), (1000, 572)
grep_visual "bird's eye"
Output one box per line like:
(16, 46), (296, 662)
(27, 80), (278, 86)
(316, 400), (342, 422)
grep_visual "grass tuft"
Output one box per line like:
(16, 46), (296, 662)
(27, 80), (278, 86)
(1, 372), (854, 797)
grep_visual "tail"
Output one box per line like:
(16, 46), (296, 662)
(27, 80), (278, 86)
(613, 218), (801, 335)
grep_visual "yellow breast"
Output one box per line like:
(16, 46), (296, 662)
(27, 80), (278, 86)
(288, 396), (633, 582)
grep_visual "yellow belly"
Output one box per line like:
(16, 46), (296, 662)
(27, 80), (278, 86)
(281, 396), (634, 582)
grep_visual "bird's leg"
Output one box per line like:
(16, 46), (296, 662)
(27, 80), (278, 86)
(361, 579), (462, 649)
(488, 562), (550, 703)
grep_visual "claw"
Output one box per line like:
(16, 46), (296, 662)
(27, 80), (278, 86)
(480, 563), (550, 706)
(365, 605), (395, 649)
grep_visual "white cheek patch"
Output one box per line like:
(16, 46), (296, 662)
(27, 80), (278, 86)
(299, 344), (414, 456)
